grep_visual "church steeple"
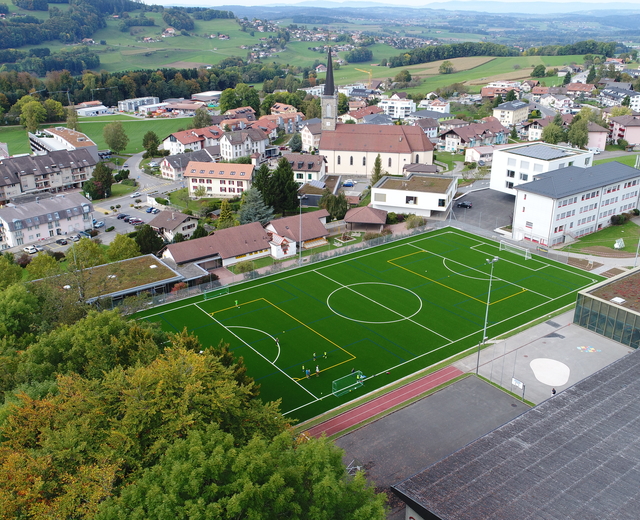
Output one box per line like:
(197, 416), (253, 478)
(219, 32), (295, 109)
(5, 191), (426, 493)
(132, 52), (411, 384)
(324, 47), (335, 96)
(321, 46), (338, 131)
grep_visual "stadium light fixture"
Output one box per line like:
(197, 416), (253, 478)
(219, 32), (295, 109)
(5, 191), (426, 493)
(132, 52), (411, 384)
(477, 257), (499, 375)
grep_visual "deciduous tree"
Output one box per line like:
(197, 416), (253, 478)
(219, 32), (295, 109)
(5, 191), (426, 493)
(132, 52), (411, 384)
(142, 130), (160, 156)
(107, 234), (141, 262)
(103, 121), (129, 155)
(541, 123), (564, 144)
(25, 253), (61, 280)
(20, 100), (46, 132)
(190, 106), (212, 129)
(135, 224), (164, 254)
(439, 60), (454, 74)
(0, 255), (22, 290)
(568, 117), (588, 149)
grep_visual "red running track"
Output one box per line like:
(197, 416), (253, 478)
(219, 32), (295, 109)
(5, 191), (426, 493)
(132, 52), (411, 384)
(305, 365), (464, 438)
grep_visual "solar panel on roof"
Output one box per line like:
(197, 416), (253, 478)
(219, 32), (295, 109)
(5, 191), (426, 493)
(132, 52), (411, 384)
(309, 180), (325, 189)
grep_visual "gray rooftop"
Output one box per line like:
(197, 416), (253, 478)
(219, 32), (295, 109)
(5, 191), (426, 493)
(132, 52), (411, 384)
(517, 162), (640, 199)
(506, 143), (575, 161)
(392, 349), (640, 520)
(496, 100), (529, 110)
(0, 192), (92, 231)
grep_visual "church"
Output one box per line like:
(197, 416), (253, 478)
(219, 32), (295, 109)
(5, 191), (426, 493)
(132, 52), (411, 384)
(318, 49), (434, 177)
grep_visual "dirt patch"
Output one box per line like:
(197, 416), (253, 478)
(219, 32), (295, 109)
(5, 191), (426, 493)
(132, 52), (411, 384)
(568, 257), (604, 271)
(465, 69), (536, 86)
(591, 270), (640, 312)
(395, 56), (496, 76)
(165, 60), (211, 69)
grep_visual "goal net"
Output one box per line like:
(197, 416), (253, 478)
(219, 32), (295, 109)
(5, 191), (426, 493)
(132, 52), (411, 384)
(499, 240), (531, 260)
(203, 287), (230, 300)
(332, 371), (364, 397)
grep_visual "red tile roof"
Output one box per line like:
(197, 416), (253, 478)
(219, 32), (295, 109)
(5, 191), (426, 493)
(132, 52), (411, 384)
(267, 209), (329, 242)
(344, 206), (387, 225)
(319, 124), (433, 153)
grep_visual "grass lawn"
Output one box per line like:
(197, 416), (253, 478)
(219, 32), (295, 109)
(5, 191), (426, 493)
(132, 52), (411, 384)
(560, 220), (640, 255)
(594, 155), (640, 168)
(135, 227), (600, 422)
(107, 183), (137, 199)
(434, 151), (463, 171)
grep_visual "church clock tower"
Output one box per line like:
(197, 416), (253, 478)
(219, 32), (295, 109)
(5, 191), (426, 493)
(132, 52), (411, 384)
(321, 47), (338, 131)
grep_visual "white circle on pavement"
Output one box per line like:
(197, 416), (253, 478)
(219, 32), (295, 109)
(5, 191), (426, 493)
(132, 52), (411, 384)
(530, 358), (570, 386)
(327, 282), (422, 324)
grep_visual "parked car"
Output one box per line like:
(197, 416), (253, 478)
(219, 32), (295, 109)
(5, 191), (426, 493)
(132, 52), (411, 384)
(78, 230), (92, 238)
(149, 161), (159, 167)
(93, 221), (105, 228)
(124, 163), (129, 168)
(342, 180), (355, 187)
(456, 201), (473, 209)
(23, 245), (38, 254)
(123, 216), (132, 223)
(55, 238), (68, 245)
(34, 244), (45, 252)
(70, 235), (81, 242)
(146, 207), (154, 213)
(131, 191), (141, 198)
(151, 208), (160, 214)
(117, 213), (128, 220)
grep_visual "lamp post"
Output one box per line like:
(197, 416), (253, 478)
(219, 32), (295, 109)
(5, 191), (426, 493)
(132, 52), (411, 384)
(634, 236), (640, 268)
(477, 256), (499, 375)
(298, 194), (306, 266)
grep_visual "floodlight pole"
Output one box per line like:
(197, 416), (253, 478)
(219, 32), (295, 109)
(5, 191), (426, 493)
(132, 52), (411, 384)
(634, 236), (640, 268)
(477, 257), (499, 375)
(298, 194), (305, 266)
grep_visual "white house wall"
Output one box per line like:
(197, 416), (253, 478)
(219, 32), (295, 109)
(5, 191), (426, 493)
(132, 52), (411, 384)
(323, 150), (433, 177)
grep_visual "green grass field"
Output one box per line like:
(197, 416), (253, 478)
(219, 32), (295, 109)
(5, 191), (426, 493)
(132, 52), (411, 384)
(134, 228), (600, 422)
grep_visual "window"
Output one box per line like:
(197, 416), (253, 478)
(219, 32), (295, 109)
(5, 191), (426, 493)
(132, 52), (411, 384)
(350, 156), (353, 166)
(522, 207), (526, 212)
(362, 157), (366, 166)
(585, 158), (591, 166)
(388, 158), (392, 168)
(505, 181), (514, 189)
(296, 173), (303, 179)
(519, 173), (528, 181)
(416, 154), (419, 163)
(507, 158), (516, 166)
(220, 180), (225, 185)
(507, 170), (515, 178)
(406, 196), (417, 205)
(337, 156), (341, 165)
(438, 199), (445, 207)
(374, 193), (386, 202)
(520, 161), (530, 169)
(526, 221), (533, 229)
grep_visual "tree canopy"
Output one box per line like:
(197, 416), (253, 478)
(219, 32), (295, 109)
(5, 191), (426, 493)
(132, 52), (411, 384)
(239, 187), (274, 225)
(103, 121), (129, 155)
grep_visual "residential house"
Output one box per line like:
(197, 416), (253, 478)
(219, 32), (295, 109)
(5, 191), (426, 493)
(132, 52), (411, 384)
(29, 127), (99, 162)
(163, 126), (223, 155)
(417, 97), (450, 113)
(283, 153), (327, 185)
(480, 86), (520, 101)
(539, 93), (574, 113)
(0, 193), (93, 248)
(249, 118), (279, 140)
(339, 105), (383, 124)
(439, 118), (508, 152)
(0, 149), (97, 205)
(160, 147), (220, 181)
(219, 128), (269, 161)
(315, 64), (327, 73)
(265, 209), (330, 260)
(600, 87), (640, 111)
(224, 106), (257, 121)
(439, 118), (469, 132)
(320, 124), (434, 176)
(464, 144), (514, 165)
(184, 161), (253, 198)
(271, 103), (298, 115)
(361, 113), (394, 125)
(530, 86), (549, 102)
(162, 221), (271, 269)
(566, 83), (597, 99)
(148, 210), (200, 241)
(117, 96), (159, 112)
(605, 57), (626, 71)
(512, 162), (640, 246)
(490, 142), (594, 196)
(609, 115), (640, 145)
(522, 114), (573, 142)
(492, 100), (530, 126)
(301, 121), (322, 152)
(520, 80), (539, 92)
(405, 110), (454, 125)
(371, 173), (457, 218)
(414, 117), (439, 140)
(587, 122), (608, 151)
(378, 92), (416, 120)
(258, 112), (305, 134)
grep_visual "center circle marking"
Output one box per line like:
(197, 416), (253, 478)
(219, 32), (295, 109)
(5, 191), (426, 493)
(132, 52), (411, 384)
(326, 282), (422, 324)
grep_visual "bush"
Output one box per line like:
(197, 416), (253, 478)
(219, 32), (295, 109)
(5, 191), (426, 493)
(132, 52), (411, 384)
(183, 209), (193, 216)
(611, 213), (630, 225)
(15, 253), (32, 268)
(235, 260), (255, 273)
(633, 209), (640, 216)
(88, 229), (99, 237)
(406, 214), (426, 229)
(156, 197), (169, 205)
(127, 231), (138, 238)
(386, 212), (398, 225)
(121, 179), (136, 186)
(363, 232), (383, 241)
(48, 251), (65, 262)
(105, 226), (115, 232)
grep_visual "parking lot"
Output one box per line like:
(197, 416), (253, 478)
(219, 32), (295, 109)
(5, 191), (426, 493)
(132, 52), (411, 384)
(453, 184), (515, 231)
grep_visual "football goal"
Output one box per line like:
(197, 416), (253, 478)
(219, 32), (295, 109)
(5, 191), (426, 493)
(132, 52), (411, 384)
(499, 240), (531, 260)
(203, 287), (230, 300)
(332, 371), (365, 397)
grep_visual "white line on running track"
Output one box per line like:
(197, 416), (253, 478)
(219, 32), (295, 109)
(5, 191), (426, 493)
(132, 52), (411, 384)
(315, 270), (452, 342)
(194, 304), (318, 399)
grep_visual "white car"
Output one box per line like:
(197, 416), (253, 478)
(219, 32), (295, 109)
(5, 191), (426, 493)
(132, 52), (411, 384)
(131, 191), (141, 198)
(23, 245), (37, 254)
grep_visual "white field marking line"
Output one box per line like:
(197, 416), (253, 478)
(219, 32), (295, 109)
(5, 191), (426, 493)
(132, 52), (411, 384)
(194, 304), (318, 400)
(281, 276), (595, 416)
(314, 269), (453, 342)
(469, 242), (549, 273)
(227, 325), (280, 363)
(426, 251), (553, 301)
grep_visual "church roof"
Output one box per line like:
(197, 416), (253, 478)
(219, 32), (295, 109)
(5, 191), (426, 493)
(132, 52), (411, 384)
(323, 47), (335, 96)
(319, 124), (434, 153)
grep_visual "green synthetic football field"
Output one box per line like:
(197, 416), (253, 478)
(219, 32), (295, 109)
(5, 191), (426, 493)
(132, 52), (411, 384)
(135, 228), (601, 422)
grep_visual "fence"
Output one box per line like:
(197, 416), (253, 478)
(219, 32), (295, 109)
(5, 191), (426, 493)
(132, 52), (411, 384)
(111, 220), (570, 314)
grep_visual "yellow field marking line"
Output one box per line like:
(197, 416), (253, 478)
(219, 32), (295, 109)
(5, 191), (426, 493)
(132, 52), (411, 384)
(211, 297), (355, 381)
(388, 251), (526, 306)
